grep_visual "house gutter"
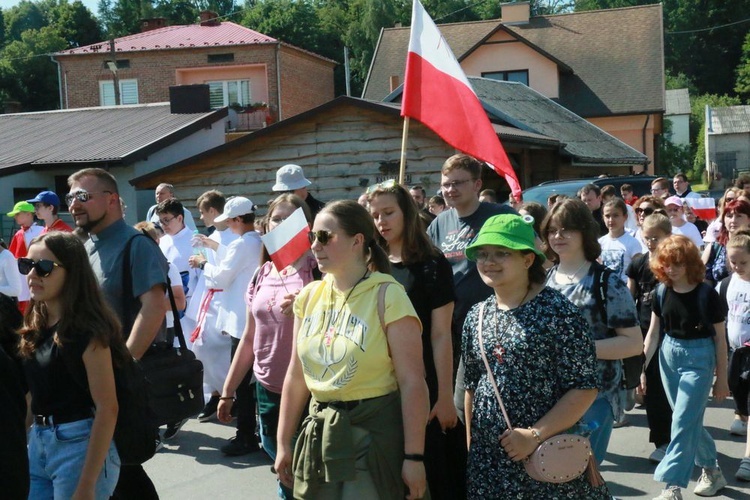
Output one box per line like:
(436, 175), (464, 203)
(641, 114), (650, 156)
(50, 55), (64, 109)
(276, 43), (283, 120)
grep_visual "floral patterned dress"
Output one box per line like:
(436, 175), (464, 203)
(462, 287), (610, 499)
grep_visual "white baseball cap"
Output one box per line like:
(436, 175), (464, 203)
(214, 196), (255, 223)
(272, 164), (312, 192)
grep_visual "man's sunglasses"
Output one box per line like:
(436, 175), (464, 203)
(308, 230), (334, 246)
(65, 190), (112, 206)
(18, 258), (63, 277)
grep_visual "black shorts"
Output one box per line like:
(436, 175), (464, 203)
(729, 346), (750, 416)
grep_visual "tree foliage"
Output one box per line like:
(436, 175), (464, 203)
(736, 31), (750, 100)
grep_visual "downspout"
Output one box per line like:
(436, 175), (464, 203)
(641, 114), (650, 173)
(50, 55), (64, 109)
(275, 43), (283, 121)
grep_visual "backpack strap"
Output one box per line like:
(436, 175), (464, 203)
(591, 262), (611, 324)
(718, 275), (731, 316)
(377, 283), (390, 332)
(696, 282), (718, 337)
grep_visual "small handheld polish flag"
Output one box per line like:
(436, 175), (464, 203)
(685, 197), (717, 221)
(261, 207), (311, 271)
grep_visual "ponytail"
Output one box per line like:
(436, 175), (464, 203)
(367, 239), (391, 274)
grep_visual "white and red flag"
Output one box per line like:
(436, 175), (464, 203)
(261, 207), (310, 271)
(685, 197), (717, 221)
(401, 0), (521, 197)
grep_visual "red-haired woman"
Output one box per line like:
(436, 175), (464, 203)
(702, 199), (750, 286)
(643, 235), (729, 499)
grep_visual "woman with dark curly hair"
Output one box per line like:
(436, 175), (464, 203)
(643, 235), (729, 499)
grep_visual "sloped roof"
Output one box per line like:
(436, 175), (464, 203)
(0, 104), (227, 176)
(709, 105), (750, 135)
(363, 4), (664, 118)
(666, 89), (690, 116)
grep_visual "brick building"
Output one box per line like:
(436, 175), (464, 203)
(52, 12), (336, 123)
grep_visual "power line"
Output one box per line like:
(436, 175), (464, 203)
(666, 17), (750, 35)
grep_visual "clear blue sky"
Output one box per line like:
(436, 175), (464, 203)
(0, 0), (100, 16)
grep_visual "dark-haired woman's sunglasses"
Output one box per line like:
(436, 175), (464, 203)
(635, 207), (655, 216)
(308, 230), (334, 246)
(18, 258), (63, 277)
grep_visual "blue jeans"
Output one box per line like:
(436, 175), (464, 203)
(581, 396), (615, 465)
(655, 336), (718, 488)
(257, 384), (292, 500)
(28, 417), (120, 499)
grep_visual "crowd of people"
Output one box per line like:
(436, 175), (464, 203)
(2, 158), (750, 499)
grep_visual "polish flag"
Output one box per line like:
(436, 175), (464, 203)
(685, 197), (717, 221)
(402, 0), (521, 197)
(261, 207), (310, 271)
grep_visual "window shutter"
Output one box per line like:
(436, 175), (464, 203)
(120, 80), (139, 104)
(208, 82), (224, 109)
(100, 81), (115, 106)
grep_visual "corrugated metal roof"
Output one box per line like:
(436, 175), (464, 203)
(709, 105), (750, 135)
(58, 22), (276, 55)
(0, 104), (225, 173)
(666, 89), (690, 116)
(469, 77), (648, 165)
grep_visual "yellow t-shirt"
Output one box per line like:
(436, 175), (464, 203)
(293, 272), (421, 402)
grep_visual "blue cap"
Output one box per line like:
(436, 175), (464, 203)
(27, 191), (60, 207)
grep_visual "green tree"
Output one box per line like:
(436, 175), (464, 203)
(49, 1), (103, 47)
(99, 0), (154, 37)
(153, 0), (199, 25)
(4, 1), (46, 42)
(0, 9), (5, 47)
(690, 93), (742, 176)
(0, 26), (68, 110)
(736, 30), (750, 100)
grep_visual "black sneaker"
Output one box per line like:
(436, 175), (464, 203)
(220, 435), (260, 456)
(198, 395), (221, 422)
(163, 418), (188, 440)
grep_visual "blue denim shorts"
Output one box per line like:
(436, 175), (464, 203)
(28, 417), (120, 499)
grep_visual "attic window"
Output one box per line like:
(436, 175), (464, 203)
(482, 70), (528, 86)
(208, 53), (234, 63)
(102, 59), (130, 69)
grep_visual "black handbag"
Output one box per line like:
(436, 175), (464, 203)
(123, 233), (205, 426)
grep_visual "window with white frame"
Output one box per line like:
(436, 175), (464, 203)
(207, 80), (251, 109)
(99, 79), (139, 106)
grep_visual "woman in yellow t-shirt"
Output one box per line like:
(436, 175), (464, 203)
(275, 200), (429, 500)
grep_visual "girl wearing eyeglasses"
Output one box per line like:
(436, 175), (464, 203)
(542, 198), (642, 465)
(217, 194), (317, 499)
(275, 200), (429, 500)
(367, 182), (460, 499)
(18, 231), (130, 499)
(633, 196), (666, 252)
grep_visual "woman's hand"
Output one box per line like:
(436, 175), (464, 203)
(279, 291), (299, 316)
(217, 398), (233, 424)
(637, 371), (647, 397)
(402, 460), (426, 499)
(429, 396), (457, 431)
(499, 428), (539, 462)
(188, 255), (206, 269)
(713, 376), (730, 403)
(275, 446), (295, 489)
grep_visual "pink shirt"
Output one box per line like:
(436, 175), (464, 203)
(246, 256), (317, 393)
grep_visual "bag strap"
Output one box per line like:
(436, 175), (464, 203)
(591, 262), (611, 324)
(377, 282), (389, 332)
(477, 302), (515, 431)
(718, 275), (731, 317)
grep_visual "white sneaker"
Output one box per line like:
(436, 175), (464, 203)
(652, 486), (682, 500)
(730, 418), (748, 436)
(693, 467), (727, 496)
(648, 444), (667, 463)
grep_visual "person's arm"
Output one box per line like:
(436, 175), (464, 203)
(627, 277), (637, 298)
(218, 306), (256, 423)
(275, 316), (312, 489)
(464, 389), (474, 450)
(596, 276), (643, 359)
(73, 342), (118, 500)
(701, 244), (712, 265)
(387, 315), (429, 500)
(0, 251), (22, 297)
(127, 284), (168, 360)
(500, 388), (597, 461)
(595, 325), (643, 359)
(168, 284), (186, 312)
(428, 302), (456, 431)
(713, 321), (730, 402)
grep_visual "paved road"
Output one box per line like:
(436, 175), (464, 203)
(144, 399), (750, 499)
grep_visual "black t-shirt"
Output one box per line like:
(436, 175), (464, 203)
(592, 207), (607, 236)
(653, 284), (725, 339)
(390, 254), (455, 405)
(626, 253), (657, 331)
(23, 325), (94, 416)
(0, 344), (29, 499)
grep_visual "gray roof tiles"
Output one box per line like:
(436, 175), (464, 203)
(709, 105), (750, 135)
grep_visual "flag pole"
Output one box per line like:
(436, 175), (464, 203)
(399, 117), (410, 185)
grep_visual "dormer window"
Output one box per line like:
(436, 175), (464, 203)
(482, 70), (529, 86)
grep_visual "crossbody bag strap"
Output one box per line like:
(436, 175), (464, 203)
(377, 282), (390, 332)
(477, 302), (514, 431)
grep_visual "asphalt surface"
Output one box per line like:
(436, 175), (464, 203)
(144, 398), (750, 499)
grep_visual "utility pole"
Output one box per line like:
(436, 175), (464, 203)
(109, 39), (120, 105)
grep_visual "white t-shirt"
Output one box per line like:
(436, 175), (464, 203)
(671, 222), (704, 249)
(721, 274), (750, 348)
(599, 232), (643, 283)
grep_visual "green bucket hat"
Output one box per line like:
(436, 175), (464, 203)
(6, 201), (35, 217)
(465, 213), (546, 262)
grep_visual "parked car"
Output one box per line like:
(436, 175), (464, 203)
(521, 175), (660, 206)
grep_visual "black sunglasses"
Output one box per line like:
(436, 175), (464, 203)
(18, 258), (63, 277)
(635, 207), (655, 215)
(65, 190), (112, 206)
(308, 230), (334, 246)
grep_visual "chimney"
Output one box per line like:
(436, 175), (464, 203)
(389, 75), (400, 92)
(501, 1), (531, 25)
(200, 11), (220, 27)
(140, 18), (167, 33)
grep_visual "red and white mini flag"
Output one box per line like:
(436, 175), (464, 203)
(261, 207), (310, 271)
(402, 0), (522, 197)
(685, 197), (717, 221)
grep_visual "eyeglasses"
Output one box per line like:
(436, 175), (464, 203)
(366, 179), (398, 194)
(308, 230), (334, 246)
(643, 236), (662, 244)
(440, 179), (473, 190)
(650, 187), (665, 193)
(475, 249), (514, 264)
(65, 190), (112, 206)
(546, 227), (575, 239)
(635, 207), (655, 216)
(18, 258), (63, 277)
(159, 216), (175, 226)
